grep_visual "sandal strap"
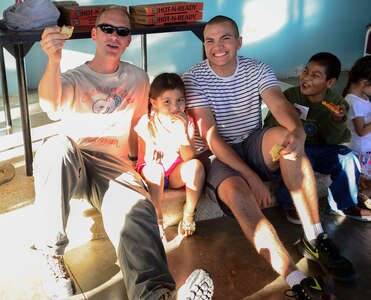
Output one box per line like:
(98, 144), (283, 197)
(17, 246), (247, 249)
(358, 192), (371, 210)
(183, 210), (196, 218)
(181, 220), (196, 232)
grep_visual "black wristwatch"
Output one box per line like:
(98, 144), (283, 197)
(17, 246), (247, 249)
(128, 154), (138, 162)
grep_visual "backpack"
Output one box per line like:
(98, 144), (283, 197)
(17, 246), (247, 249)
(3, 0), (60, 30)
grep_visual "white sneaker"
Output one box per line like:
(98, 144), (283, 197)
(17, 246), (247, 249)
(172, 269), (214, 300)
(39, 253), (74, 299)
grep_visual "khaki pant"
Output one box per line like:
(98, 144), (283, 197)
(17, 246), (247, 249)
(33, 135), (175, 299)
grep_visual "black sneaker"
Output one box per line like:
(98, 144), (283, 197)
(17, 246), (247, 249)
(297, 233), (356, 282)
(285, 276), (335, 299)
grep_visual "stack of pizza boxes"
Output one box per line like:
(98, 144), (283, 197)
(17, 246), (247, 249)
(54, 1), (127, 28)
(129, 1), (203, 26)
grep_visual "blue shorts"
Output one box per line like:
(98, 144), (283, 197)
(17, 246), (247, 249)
(197, 128), (280, 217)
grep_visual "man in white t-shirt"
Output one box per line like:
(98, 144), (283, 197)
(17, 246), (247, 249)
(33, 6), (213, 300)
(183, 15), (356, 299)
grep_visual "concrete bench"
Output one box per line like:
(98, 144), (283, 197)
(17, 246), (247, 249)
(79, 173), (331, 241)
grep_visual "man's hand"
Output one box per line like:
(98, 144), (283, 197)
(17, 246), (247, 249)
(244, 172), (272, 208)
(280, 127), (306, 161)
(40, 27), (68, 63)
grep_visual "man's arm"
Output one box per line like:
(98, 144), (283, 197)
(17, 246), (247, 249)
(38, 27), (69, 113)
(128, 115), (141, 165)
(263, 87), (306, 159)
(188, 107), (272, 208)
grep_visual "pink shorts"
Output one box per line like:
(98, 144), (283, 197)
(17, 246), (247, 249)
(136, 157), (184, 189)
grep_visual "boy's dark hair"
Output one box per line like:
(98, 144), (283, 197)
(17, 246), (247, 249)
(342, 55), (371, 97)
(148, 73), (186, 116)
(308, 52), (341, 80)
(206, 15), (240, 38)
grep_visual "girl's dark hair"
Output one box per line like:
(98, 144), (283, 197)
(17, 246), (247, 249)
(342, 55), (371, 97)
(147, 73), (186, 117)
(147, 73), (186, 143)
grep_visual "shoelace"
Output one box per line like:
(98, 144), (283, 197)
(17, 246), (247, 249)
(316, 234), (339, 257)
(45, 255), (69, 280)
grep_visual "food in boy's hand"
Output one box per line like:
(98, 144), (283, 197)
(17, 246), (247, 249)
(321, 100), (341, 114)
(269, 144), (285, 161)
(61, 25), (74, 39)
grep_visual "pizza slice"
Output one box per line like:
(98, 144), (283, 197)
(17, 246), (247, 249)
(269, 144), (285, 161)
(61, 25), (74, 39)
(321, 100), (341, 114)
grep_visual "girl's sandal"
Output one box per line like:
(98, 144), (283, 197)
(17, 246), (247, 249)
(178, 211), (196, 236)
(158, 219), (167, 243)
(357, 192), (371, 210)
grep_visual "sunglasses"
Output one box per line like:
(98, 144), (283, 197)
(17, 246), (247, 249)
(96, 24), (131, 37)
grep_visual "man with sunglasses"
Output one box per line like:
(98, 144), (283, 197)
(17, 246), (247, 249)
(33, 5), (213, 300)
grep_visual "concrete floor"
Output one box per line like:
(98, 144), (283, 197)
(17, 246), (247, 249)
(0, 178), (370, 300)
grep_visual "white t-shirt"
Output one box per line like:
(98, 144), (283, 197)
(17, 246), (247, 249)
(135, 112), (194, 170)
(52, 61), (149, 165)
(345, 93), (371, 152)
(183, 56), (279, 151)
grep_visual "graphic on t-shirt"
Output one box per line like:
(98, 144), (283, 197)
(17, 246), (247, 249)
(92, 93), (122, 114)
(294, 103), (309, 120)
(304, 119), (318, 142)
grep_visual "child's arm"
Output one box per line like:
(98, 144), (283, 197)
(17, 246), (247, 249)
(172, 112), (195, 161)
(353, 116), (371, 136)
(138, 135), (163, 164)
(179, 134), (195, 161)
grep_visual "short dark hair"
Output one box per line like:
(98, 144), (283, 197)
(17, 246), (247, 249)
(205, 15), (240, 38)
(307, 52), (341, 80)
(95, 6), (132, 28)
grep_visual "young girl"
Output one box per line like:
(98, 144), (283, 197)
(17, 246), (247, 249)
(135, 73), (205, 241)
(343, 55), (371, 210)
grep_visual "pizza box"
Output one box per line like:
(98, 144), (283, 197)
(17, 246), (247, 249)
(129, 2), (203, 16)
(58, 5), (127, 27)
(58, 5), (110, 19)
(53, 1), (79, 8)
(131, 11), (203, 26)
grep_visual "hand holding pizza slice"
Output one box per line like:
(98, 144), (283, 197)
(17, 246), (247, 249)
(269, 144), (285, 161)
(60, 25), (74, 39)
(321, 100), (341, 114)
